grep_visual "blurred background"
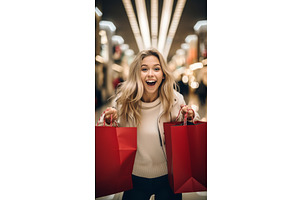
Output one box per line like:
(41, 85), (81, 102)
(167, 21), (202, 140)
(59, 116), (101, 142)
(95, 0), (207, 125)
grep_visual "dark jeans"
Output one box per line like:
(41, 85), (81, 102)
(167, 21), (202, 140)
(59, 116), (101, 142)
(122, 175), (182, 200)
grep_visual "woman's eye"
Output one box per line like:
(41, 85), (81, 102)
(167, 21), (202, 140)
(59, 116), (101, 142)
(155, 68), (160, 71)
(141, 68), (148, 71)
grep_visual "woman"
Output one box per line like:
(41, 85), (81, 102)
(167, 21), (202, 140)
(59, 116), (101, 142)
(100, 49), (201, 200)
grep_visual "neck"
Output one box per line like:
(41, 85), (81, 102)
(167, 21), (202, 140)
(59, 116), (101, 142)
(142, 92), (159, 102)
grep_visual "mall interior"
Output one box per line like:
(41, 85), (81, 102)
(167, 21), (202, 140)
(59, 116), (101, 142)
(95, 0), (207, 199)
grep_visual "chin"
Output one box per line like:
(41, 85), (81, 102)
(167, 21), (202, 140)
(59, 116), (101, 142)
(145, 89), (158, 95)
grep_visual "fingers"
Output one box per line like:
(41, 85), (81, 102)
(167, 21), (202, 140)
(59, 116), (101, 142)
(187, 109), (194, 120)
(104, 107), (118, 124)
(180, 104), (188, 114)
(180, 105), (194, 120)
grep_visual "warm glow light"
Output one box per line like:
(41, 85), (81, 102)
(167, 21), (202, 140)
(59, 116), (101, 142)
(112, 64), (123, 72)
(99, 30), (108, 44)
(95, 55), (104, 63)
(189, 62), (203, 70)
(185, 69), (193, 76)
(182, 75), (188, 83)
(99, 30), (105, 36)
(190, 81), (199, 89)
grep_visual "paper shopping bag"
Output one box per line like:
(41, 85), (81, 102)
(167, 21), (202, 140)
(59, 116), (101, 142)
(95, 124), (137, 198)
(164, 119), (207, 193)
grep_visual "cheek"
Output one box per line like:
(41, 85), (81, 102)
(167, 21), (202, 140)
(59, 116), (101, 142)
(140, 72), (145, 80)
(158, 72), (164, 81)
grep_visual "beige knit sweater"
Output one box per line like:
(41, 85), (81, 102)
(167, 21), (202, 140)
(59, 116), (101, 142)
(132, 98), (168, 178)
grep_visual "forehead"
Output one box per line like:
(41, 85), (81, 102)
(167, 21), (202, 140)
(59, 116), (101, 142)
(141, 55), (160, 65)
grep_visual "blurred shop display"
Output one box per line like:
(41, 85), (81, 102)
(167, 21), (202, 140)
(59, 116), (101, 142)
(95, 10), (136, 109)
(196, 59), (207, 105)
(169, 20), (207, 119)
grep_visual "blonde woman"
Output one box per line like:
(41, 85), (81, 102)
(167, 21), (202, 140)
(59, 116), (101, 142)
(100, 49), (201, 200)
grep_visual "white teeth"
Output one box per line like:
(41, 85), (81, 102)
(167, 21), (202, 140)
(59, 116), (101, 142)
(146, 80), (155, 83)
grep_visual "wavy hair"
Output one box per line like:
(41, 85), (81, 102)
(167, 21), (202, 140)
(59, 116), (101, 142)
(115, 49), (177, 125)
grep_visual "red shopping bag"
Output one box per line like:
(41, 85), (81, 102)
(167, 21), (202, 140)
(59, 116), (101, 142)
(95, 113), (137, 198)
(163, 109), (207, 193)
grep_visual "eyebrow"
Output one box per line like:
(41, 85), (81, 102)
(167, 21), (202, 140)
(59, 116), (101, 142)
(141, 64), (161, 67)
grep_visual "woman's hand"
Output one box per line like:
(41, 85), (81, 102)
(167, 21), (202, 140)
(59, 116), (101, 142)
(104, 107), (118, 124)
(180, 104), (195, 121)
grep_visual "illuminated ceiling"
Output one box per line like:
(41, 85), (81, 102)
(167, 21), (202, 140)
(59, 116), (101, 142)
(96, 0), (207, 61)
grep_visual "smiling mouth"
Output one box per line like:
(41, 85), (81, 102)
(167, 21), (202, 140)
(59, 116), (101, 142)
(146, 80), (157, 86)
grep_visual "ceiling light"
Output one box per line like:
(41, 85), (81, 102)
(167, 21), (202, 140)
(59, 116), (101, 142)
(176, 49), (185, 56)
(157, 0), (174, 53)
(125, 49), (134, 56)
(151, 0), (158, 48)
(99, 21), (116, 32)
(120, 44), (129, 51)
(122, 0), (144, 51)
(194, 20), (207, 33)
(112, 35), (124, 45)
(135, 0), (151, 49)
(185, 34), (197, 43)
(181, 43), (190, 50)
(95, 7), (102, 17)
(163, 0), (186, 58)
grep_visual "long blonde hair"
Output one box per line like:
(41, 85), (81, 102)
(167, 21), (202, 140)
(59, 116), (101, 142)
(115, 49), (177, 125)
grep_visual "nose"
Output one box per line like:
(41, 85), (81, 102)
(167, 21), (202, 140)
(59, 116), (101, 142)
(148, 69), (154, 76)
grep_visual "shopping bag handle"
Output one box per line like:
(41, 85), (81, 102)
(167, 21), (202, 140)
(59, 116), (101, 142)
(96, 109), (118, 127)
(175, 106), (191, 126)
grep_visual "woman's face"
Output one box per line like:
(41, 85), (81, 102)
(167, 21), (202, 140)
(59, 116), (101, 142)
(140, 55), (164, 102)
